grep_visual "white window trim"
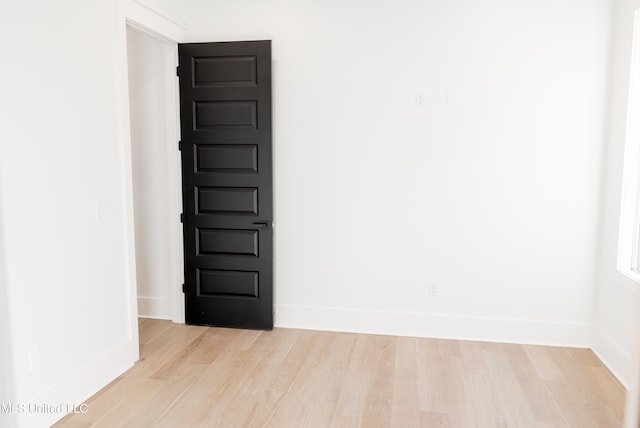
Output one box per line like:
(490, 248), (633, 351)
(618, 9), (640, 284)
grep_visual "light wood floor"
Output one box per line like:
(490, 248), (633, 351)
(55, 318), (625, 427)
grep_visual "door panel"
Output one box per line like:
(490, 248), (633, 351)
(197, 229), (259, 257)
(195, 145), (258, 173)
(193, 56), (257, 87)
(194, 101), (257, 129)
(178, 40), (273, 329)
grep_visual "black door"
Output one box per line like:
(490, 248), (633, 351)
(178, 40), (273, 330)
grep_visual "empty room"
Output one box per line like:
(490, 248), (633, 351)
(2, 0), (640, 427)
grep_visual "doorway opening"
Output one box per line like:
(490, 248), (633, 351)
(125, 24), (184, 324)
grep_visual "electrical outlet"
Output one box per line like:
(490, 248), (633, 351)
(27, 350), (39, 372)
(429, 282), (439, 297)
(94, 200), (106, 220)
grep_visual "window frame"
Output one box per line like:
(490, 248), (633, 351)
(618, 10), (640, 283)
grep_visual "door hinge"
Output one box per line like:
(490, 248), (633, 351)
(180, 213), (184, 223)
(176, 66), (180, 76)
(182, 283), (185, 293)
(178, 141), (183, 151)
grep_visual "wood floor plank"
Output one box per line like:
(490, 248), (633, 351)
(127, 323), (208, 380)
(218, 328), (305, 427)
(458, 341), (508, 427)
(417, 337), (468, 426)
(544, 346), (622, 428)
(462, 372), (507, 427)
(296, 332), (355, 427)
(503, 344), (570, 427)
(138, 318), (173, 346)
(420, 411), (449, 427)
(115, 363), (209, 427)
(390, 337), (420, 428)
(89, 378), (165, 428)
(153, 329), (268, 427)
(439, 348), (474, 427)
(329, 414), (361, 427)
(523, 344), (565, 382)
(585, 365), (626, 421)
(565, 347), (604, 368)
(417, 337), (448, 414)
(545, 378), (600, 428)
(458, 340), (490, 377)
(483, 346), (541, 427)
(59, 376), (139, 424)
(360, 335), (396, 428)
(54, 319), (627, 428)
(263, 330), (341, 427)
(150, 327), (238, 380)
(332, 333), (379, 419)
(52, 421), (92, 428)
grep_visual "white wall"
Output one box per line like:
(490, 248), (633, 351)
(0, 1), (139, 426)
(183, 0), (613, 345)
(127, 27), (176, 320)
(594, 0), (640, 406)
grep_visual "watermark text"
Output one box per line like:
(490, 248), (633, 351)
(0, 403), (88, 414)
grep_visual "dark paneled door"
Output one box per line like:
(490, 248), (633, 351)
(178, 40), (273, 330)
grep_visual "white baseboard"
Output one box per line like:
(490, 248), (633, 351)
(592, 326), (632, 388)
(274, 304), (592, 348)
(17, 339), (138, 428)
(138, 296), (173, 320)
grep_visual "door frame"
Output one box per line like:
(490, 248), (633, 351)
(119, 1), (187, 324)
